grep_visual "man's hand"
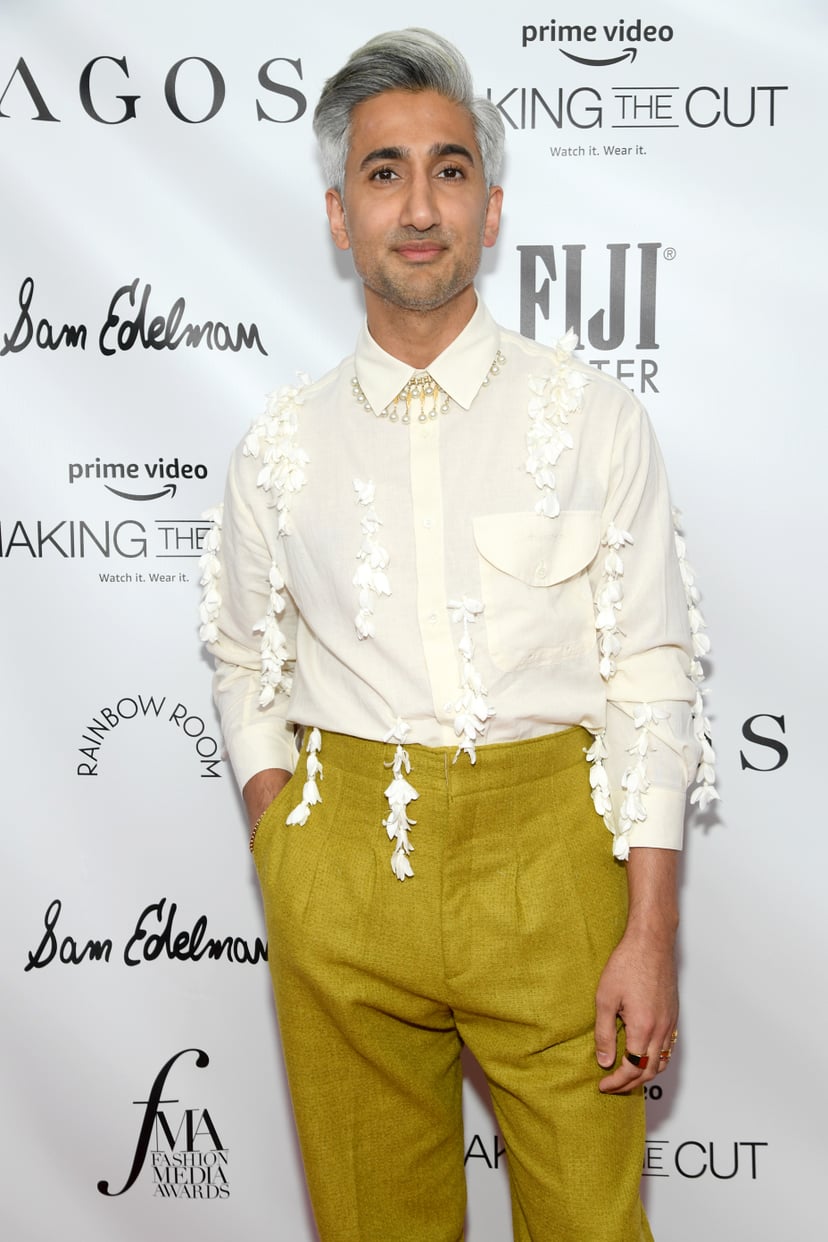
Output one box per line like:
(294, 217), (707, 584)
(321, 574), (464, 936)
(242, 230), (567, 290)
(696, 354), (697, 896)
(243, 767), (292, 831)
(595, 846), (680, 1093)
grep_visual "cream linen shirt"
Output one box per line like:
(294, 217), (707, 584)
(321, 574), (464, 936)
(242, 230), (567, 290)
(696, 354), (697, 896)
(204, 299), (708, 854)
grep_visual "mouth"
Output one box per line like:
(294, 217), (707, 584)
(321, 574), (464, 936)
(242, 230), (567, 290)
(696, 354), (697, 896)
(395, 242), (446, 263)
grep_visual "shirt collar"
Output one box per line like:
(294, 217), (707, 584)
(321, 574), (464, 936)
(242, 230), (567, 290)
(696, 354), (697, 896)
(354, 297), (502, 415)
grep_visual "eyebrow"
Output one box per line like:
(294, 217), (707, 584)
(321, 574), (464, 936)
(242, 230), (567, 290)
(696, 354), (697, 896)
(358, 142), (477, 171)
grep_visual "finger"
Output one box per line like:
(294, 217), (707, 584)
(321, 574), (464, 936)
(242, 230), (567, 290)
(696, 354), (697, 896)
(623, 1047), (653, 1072)
(656, 1024), (679, 1073)
(595, 978), (620, 1068)
(655, 1043), (674, 1073)
(622, 1025), (657, 1072)
(599, 1058), (649, 1094)
(600, 1031), (664, 1094)
(622, 1011), (677, 1076)
(594, 997), (620, 1070)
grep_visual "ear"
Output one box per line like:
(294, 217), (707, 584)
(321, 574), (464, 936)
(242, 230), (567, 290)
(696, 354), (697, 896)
(482, 185), (504, 249)
(325, 189), (351, 251)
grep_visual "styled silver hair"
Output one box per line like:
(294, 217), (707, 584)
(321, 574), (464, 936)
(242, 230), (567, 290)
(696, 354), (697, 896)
(313, 28), (505, 192)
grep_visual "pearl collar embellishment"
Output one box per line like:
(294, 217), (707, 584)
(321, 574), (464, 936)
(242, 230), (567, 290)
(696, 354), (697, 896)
(351, 351), (506, 424)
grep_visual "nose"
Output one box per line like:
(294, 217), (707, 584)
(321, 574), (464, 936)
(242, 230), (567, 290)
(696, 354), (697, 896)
(400, 170), (441, 232)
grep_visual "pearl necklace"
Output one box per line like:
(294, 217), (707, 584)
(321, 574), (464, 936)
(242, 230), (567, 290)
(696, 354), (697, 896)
(351, 350), (506, 424)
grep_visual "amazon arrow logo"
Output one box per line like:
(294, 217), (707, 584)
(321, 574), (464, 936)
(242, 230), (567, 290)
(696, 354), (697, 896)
(560, 46), (637, 68)
(105, 483), (178, 502)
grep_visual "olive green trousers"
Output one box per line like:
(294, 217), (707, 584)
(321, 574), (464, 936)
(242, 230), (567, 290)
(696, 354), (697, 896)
(254, 727), (653, 1242)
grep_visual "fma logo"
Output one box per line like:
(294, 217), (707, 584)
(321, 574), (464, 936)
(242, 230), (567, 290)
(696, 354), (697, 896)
(98, 1048), (230, 1200)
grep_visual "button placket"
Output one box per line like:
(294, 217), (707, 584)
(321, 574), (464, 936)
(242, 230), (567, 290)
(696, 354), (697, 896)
(409, 420), (460, 731)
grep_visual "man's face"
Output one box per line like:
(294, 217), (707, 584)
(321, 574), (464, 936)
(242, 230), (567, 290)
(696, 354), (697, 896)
(325, 89), (502, 316)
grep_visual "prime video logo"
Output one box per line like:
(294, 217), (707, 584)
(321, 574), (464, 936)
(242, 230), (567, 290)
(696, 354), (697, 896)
(521, 19), (674, 66)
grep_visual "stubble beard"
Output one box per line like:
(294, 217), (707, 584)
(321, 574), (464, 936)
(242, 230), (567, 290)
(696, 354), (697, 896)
(353, 231), (483, 315)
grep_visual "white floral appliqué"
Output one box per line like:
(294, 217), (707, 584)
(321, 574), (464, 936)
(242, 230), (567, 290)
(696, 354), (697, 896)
(382, 718), (418, 881)
(352, 478), (391, 640)
(673, 510), (719, 813)
(285, 728), (323, 826)
(583, 518), (633, 836)
(253, 562), (292, 706)
(587, 705), (670, 862)
(243, 376), (310, 535)
(584, 732), (613, 821)
(613, 703), (671, 861)
(526, 330), (589, 518)
(198, 504), (224, 646)
(445, 596), (495, 763)
(242, 378), (310, 705)
(594, 522), (634, 680)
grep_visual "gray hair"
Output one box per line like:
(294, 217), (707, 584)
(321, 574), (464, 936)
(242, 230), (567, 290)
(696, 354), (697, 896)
(313, 28), (505, 192)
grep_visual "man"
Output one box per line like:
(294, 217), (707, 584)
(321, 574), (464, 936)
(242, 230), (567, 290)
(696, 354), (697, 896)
(200, 27), (715, 1242)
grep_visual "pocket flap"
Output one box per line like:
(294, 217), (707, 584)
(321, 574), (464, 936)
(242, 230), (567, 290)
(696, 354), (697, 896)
(473, 511), (600, 586)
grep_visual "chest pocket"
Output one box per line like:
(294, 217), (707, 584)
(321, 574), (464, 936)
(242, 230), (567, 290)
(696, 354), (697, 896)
(473, 511), (600, 671)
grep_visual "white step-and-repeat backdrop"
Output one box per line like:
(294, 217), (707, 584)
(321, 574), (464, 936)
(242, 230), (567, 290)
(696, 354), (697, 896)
(2, 1), (824, 1238)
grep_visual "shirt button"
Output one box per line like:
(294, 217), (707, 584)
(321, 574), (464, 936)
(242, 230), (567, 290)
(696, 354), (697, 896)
(423, 517), (434, 529)
(535, 561), (548, 580)
(427, 613), (438, 625)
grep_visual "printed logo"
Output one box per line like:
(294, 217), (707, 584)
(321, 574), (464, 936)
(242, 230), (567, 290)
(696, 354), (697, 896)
(464, 1133), (506, 1169)
(498, 24), (787, 139)
(739, 713), (789, 772)
(489, 81), (787, 135)
(74, 692), (222, 778)
(0, 518), (212, 562)
(644, 1139), (769, 1180)
(24, 897), (267, 969)
(435, 1126), (771, 1182)
(97, 1049), (230, 1199)
(68, 457), (209, 504)
(518, 240), (664, 392)
(1, 277), (267, 358)
(521, 18), (674, 66)
(0, 54), (306, 125)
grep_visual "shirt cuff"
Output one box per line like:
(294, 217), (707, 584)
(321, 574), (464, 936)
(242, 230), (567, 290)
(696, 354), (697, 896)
(620, 784), (686, 851)
(225, 720), (299, 792)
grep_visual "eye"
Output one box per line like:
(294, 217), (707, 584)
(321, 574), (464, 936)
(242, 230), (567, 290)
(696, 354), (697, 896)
(437, 164), (466, 180)
(369, 166), (398, 182)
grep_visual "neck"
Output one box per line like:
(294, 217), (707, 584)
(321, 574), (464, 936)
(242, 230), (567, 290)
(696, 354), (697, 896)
(363, 285), (477, 369)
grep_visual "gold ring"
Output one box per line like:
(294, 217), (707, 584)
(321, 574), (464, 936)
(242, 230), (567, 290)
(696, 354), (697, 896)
(658, 1049), (672, 1062)
(624, 1051), (650, 1069)
(670, 1029), (678, 1044)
